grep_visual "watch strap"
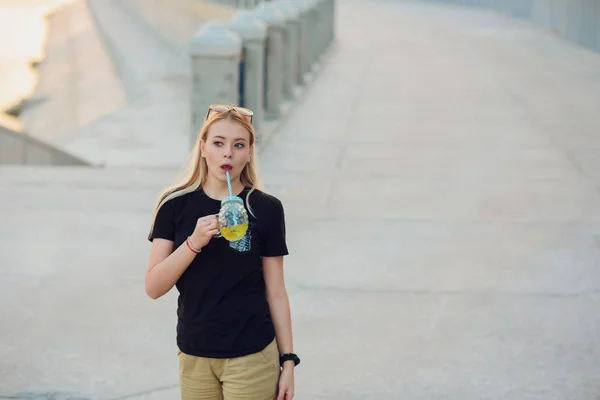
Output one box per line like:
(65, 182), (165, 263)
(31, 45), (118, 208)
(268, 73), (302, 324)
(279, 353), (300, 367)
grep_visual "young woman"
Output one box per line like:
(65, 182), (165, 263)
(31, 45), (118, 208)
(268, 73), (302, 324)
(145, 105), (299, 400)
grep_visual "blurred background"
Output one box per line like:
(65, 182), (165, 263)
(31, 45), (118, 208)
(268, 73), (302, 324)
(1, 0), (600, 399)
(0, 1), (69, 124)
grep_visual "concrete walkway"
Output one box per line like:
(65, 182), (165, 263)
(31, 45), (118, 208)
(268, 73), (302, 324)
(2, 0), (600, 399)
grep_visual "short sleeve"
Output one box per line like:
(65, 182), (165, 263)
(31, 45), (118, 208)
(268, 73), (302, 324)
(148, 198), (177, 242)
(260, 198), (289, 257)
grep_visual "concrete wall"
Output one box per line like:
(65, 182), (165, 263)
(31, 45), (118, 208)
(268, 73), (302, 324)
(0, 124), (90, 166)
(433, 0), (600, 53)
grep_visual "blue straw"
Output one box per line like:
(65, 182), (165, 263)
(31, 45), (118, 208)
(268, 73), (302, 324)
(226, 171), (233, 197)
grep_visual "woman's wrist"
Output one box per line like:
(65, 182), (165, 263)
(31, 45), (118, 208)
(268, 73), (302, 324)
(282, 361), (295, 371)
(186, 236), (202, 254)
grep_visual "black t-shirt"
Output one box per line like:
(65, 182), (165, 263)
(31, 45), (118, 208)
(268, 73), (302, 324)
(148, 186), (289, 358)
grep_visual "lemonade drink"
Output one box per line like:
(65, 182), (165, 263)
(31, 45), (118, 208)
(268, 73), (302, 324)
(217, 194), (249, 242)
(220, 223), (248, 241)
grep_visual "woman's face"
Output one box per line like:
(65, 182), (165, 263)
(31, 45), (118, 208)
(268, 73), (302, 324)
(201, 119), (252, 185)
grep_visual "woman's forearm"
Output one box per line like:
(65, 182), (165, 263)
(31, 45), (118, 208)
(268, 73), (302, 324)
(267, 290), (294, 356)
(146, 242), (197, 299)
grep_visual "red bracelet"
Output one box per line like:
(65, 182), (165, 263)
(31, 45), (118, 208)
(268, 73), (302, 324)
(186, 237), (201, 254)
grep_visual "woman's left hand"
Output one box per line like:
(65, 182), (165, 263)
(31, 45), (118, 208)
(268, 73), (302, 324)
(277, 365), (295, 400)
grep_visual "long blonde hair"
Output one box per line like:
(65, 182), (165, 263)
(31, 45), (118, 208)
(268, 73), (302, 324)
(148, 109), (262, 239)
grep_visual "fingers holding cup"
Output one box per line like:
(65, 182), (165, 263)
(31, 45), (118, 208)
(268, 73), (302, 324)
(209, 214), (222, 237)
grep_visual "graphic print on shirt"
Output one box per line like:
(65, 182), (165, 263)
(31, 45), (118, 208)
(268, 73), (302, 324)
(228, 224), (252, 253)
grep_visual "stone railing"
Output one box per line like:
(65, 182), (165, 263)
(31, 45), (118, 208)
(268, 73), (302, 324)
(188, 0), (335, 146)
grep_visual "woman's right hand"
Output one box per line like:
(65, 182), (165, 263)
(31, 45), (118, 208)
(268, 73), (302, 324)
(189, 214), (220, 250)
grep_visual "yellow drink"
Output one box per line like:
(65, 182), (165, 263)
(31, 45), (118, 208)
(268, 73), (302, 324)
(219, 223), (248, 241)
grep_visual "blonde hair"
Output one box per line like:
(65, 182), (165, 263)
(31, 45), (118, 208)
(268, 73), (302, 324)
(148, 109), (261, 239)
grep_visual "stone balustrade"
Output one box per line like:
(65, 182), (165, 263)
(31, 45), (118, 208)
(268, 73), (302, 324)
(189, 0), (335, 144)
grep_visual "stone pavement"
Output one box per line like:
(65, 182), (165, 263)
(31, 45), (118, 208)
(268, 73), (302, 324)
(2, 0), (600, 399)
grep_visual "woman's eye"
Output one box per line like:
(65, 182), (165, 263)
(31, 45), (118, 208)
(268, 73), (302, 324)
(213, 141), (223, 146)
(234, 143), (245, 148)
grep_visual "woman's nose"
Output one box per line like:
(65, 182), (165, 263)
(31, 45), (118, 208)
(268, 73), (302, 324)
(223, 146), (233, 158)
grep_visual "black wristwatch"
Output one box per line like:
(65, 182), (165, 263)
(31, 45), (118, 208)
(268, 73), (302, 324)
(279, 353), (300, 367)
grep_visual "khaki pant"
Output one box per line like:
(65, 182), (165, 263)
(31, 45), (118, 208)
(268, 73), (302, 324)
(178, 339), (280, 400)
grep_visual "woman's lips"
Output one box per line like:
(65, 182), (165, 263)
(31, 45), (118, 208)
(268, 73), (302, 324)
(220, 164), (233, 172)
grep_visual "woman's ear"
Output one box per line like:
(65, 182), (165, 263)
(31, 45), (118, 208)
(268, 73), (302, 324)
(199, 139), (206, 157)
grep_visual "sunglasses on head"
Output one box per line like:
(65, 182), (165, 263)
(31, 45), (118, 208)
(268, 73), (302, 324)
(205, 104), (254, 123)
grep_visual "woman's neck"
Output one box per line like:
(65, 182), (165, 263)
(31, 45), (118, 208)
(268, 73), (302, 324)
(202, 174), (245, 201)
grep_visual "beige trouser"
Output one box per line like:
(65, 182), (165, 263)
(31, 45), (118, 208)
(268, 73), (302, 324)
(178, 338), (280, 400)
